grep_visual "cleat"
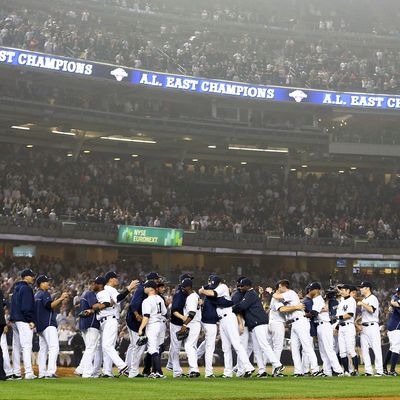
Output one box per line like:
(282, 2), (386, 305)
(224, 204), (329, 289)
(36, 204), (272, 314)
(220, 374), (232, 378)
(118, 366), (128, 377)
(256, 372), (268, 378)
(173, 374), (188, 378)
(311, 371), (324, 377)
(189, 372), (200, 378)
(205, 374), (216, 378)
(388, 371), (398, 376)
(332, 371), (344, 377)
(243, 369), (255, 378)
(350, 371), (359, 376)
(374, 373), (384, 377)
(293, 374), (304, 377)
(272, 365), (285, 377)
(24, 375), (37, 380)
(100, 374), (114, 378)
(45, 375), (58, 379)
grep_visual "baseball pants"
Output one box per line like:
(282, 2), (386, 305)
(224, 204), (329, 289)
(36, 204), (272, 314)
(252, 325), (282, 369)
(146, 322), (162, 355)
(338, 324), (357, 358)
(100, 318), (126, 373)
(197, 323), (217, 376)
(290, 318), (319, 375)
(250, 332), (266, 375)
(168, 323), (183, 377)
(360, 324), (383, 375)
(38, 326), (59, 378)
(236, 326), (250, 376)
(1, 332), (12, 376)
(388, 330), (400, 354)
(185, 322), (201, 373)
(316, 322), (343, 375)
(219, 313), (253, 377)
(268, 321), (285, 362)
(12, 321), (34, 377)
(127, 329), (146, 377)
(78, 328), (102, 378)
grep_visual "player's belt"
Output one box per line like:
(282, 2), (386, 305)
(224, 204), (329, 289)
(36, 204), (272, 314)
(99, 315), (117, 324)
(361, 322), (377, 326)
(339, 321), (353, 326)
(286, 317), (301, 324)
(218, 314), (229, 320)
(315, 321), (330, 326)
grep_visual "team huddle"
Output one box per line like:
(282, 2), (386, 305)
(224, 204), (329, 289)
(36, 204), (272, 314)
(4, 269), (400, 380)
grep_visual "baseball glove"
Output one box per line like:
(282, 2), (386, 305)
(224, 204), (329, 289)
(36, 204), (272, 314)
(136, 335), (148, 346)
(176, 327), (190, 341)
(77, 310), (91, 318)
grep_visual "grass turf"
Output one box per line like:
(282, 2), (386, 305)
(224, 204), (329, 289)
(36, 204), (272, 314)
(0, 375), (399, 400)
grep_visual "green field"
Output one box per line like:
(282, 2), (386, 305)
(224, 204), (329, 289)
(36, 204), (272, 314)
(0, 375), (399, 400)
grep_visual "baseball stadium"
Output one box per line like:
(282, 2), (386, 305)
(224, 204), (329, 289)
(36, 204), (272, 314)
(0, 1), (400, 399)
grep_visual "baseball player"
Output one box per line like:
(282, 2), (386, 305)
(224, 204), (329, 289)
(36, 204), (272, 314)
(0, 287), (6, 381)
(10, 269), (36, 380)
(126, 272), (161, 378)
(233, 278), (285, 377)
(34, 275), (69, 378)
(174, 278), (202, 378)
(199, 275), (255, 378)
(383, 286), (400, 376)
(75, 277), (104, 378)
(92, 272), (138, 377)
(168, 273), (192, 378)
(273, 279), (321, 377)
(336, 284), (359, 376)
(266, 286), (285, 363)
(357, 281), (384, 376)
(308, 282), (343, 376)
(137, 281), (167, 378)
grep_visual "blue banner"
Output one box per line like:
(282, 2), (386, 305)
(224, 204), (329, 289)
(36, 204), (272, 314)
(2, 46), (400, 111)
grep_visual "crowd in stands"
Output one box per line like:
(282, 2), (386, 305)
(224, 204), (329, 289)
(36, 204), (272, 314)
(0, 145), (399, 241)
(1, 1), (400, 92)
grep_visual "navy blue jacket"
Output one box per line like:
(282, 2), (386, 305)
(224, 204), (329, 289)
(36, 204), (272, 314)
(304, 296), (317, 337)
(126, 282), (146, 332)
(10, 281), (35, 323)
(387, 295), (400, 331)
(34, 290), (57, 333)
(170, 287), (187, 326)
(232, 289), (268, 331)
(231, 289), (244, 305)
(79, 290), (100, 331)
(201, 296), (234, 324)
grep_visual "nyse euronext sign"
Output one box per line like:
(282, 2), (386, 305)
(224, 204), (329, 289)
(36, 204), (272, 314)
(1, 46), (400, 111)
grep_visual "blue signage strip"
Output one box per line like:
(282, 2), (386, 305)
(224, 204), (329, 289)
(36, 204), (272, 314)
(2, 46), (400, 111)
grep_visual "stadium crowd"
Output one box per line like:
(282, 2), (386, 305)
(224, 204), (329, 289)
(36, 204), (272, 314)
(0, 145), (399, 240)
(1, 1), (400, 92)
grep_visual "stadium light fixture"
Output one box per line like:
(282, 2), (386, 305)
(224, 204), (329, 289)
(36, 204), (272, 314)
(350, 166), (357, 170)
(83, 150), (91, 154)
(52, 130), (76, 136)
(228, 146), (288, 153)
(339, 170), (345, 173)
(183, 137), (192, 141)
(11, 125), (30, 131)
(26, 144), (33, 148)
(241, 161), (247, 165)
(114, 157), (121, 161)
(192, 158), (199, 162)
(100, 136), (156, 144)
(301, 164), (308, 168)
(208, 145), (217, 149)
(290, 168), (297, 171)
(131, 154), (139, 158)
(67, 153), (73, 157)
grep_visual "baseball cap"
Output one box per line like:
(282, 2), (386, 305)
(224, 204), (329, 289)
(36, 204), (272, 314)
(146, 272), (161, 280)
(238, 277), (252, 287)
(358, 281), (373, 289)
(349, 285), (358, 292)
(36, 275), (50, 287)
(308, 282), (321, 291)
(395, 287), (400, 292)
(104, 271), (118, 282)
(180, 278), (193, 288)
(338, 284), (352, 290)
(94, 276), (106, 286)
(209, 276), (221, 289)
(20, 269), (35, 278)
(179, 273), (194, 283)
(144, 281), (157, 289)
(236, 276), (247, 284)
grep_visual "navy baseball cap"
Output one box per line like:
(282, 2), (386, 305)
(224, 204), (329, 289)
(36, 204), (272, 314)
(20, 269), (35, 278)
(395, 287), (400, 292)
(238, 278), (252, 287)
(146, 272), (161, 280)
(358, 281), (373, 289)
(179, 273), (194, 282)
(94, 276), (106, 285)
(144, 281), (157, 289)
(338, 284), (352, 290)
(236, 276), (247, 285)
(308, 282), (321, 291)
(36, 275), (50, 286)
(104, 271), (118, 282)
(209, 276), (221, 289)
(181, 278), (193, 288)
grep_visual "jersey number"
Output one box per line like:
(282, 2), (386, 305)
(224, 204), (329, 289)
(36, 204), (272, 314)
(157, 303), (162, 314)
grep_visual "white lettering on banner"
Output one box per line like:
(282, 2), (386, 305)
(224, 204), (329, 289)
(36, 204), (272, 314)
(15, 53), (93, 75)
(200, 80), (274, 99)
(387, 98), (400, 109)
(350, 95), (385, 107)
(0, 49), (16, 63)
(322, 93), (346, 105)
(139, 73), (162, 86)
(165, 76), (199, 90)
